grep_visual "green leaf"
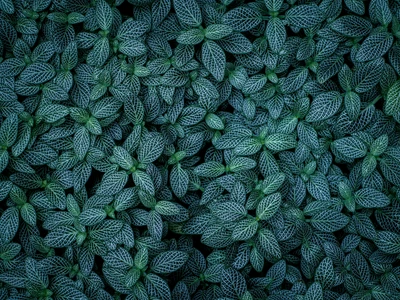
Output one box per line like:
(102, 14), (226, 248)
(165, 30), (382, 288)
(138, 133), (164, 164)
(356, 32), (393, 62)
(306, 91), (342, 122)
(74, 126), (90, 161)
(333, 136), (367, 159)
(79, 208), (107, 226)
(222, 7), (262, 32)
(286, 5), (325, 28)
(89, 220), (123, 240)
(232, 218), (258, 241)
(21, 203), (36, 226)
(310, 210), (349, 232)
(194, 161), (225, 177)
(257, 228), (281, 258)
(202, 41), (226, 82)
(37, 104), (69, 123)
(96, 0), (113, 30)
(117, 19), (148, 40)
(213, 202), (247, 222)
(132, 170), (155, 195)
(205, 24), (232, 40)
(173, 0), (202, 27)
(0, 0), (14, 14)
(144, 273), (171, 300)
(352, 58), (385, 93)
(170, 165), (189, 198)
(281, 67), (308, 94)
(177, 29), (204, 45)
(315, 258), (335, 289)
(20, 63), (55, 84)
(376, 231), (400, 254)
(44, 226), (78, 248)
(385, 81), (400, 116)
(151, 251), (189, 274)
(266, 17), (286, 53)
(0, 113), (18, 147)
(306, 172), (331, 202)
(0, 207), (19, 243)
(256, 193), (281, 220)
(221, 268), (247, 299)
(155, 201), (180, 216)
(119, 39), (147, 57)
(0, 243), (20, 260)
(113, 146), (134, 170)
(330, 16), (372, 37)
(265, 133), (297, 151)
(97, 171), (128, 196)
(228, 157), (256, 172)
(354, 188), (390, 208)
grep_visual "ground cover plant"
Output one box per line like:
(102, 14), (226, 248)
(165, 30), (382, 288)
(0, 0), (400, 299)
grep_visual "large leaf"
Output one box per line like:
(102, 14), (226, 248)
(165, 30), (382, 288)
(202, 41), (226, 82)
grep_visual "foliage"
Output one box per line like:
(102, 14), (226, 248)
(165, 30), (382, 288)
(0, 0), (399, 299)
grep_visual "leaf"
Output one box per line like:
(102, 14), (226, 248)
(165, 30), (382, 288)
(307, 172), (331, 201)
(194, 161), (225, 177)
(356, 32), (393, 62)
(132, 170), (155, 195)
(232, 218), (258, 241)
(354, 188), (390, 208)
(113, 146), (134, 170)
(256, 193), (281, 220)
(137, 133), (164, 164)
(222, 7), (262, 32)
(154, 201), (180, 216)
(202, 41), (226, 82)
(21, 203), (36, 226)
(315, 258), (335, 289)
(266, 17), (286, 53)
(265, 133), (297, 151)
(228, 157), (256, 172)
(0, 243), (20, 260)
(97, 171), (128, 196)
(20, 63), (55, 84)
(286, 5), (325, 28)
(330, 16), (372, 37)
(205, 24), (233, 40)
(79, 208), (107, 226)
(317, 56), (344, 84)
(305, 282), (323, 300)
(311, 210), (349, 232)
(0, 207), (19, 243)
(306, 91), (342, 122)
(333, 137), (367, 159)
(151, 251), (189, 274)
(96, 0), (113, 30)
(0, 113), (18, 147)
(44, 226), (78, 248)
(213, 202), (247, 222)
(352, 58), (385, 93)
(281, 67), (308, 94)
(385, 80), (400, 116)
(144, 273), (171, 300)
(221, 268), (247, 299)
(257, 228), (281, 258)
(117, 19), (148, 40)
(89, 220), (123, 240)
(173, 0), (202, 27)
(119, 39), (147, 57)
(0, 0), (14, 14)
(376, 231), (400, 254)
(170, 164), (189, 198)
